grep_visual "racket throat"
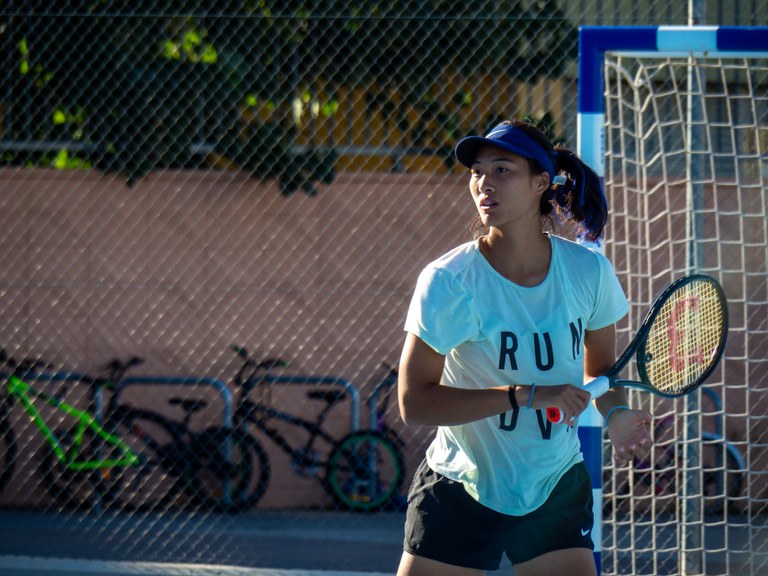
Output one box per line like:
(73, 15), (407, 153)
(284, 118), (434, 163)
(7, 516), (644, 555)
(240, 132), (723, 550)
(585, 376), (611, 399)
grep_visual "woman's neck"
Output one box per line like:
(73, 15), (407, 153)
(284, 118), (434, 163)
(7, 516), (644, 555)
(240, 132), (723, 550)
(479, 229), (552, 287)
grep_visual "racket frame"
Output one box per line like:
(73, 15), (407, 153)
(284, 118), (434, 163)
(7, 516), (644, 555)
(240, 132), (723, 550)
(546, 274), (728, 422)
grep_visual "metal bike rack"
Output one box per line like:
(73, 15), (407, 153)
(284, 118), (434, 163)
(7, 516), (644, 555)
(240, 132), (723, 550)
(4, 372), (234, 428)
(116, 376), (234, 429)
(3, 369), (361, 511)
(117, 374), (359, 507)
(115, 375), (235, 506)
(1, 371), (360, 432)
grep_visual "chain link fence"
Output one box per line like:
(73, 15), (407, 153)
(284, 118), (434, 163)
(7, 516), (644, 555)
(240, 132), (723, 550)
(0, 2), (767, 575)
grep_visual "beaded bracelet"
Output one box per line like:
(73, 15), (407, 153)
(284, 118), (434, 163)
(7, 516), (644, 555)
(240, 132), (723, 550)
(526, 383), (536, 409)
(604, 404), (630, 427)
(507, 385), (519, 410)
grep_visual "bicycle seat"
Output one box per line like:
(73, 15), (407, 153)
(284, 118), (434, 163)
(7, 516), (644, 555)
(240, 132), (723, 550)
(307, 390), (346, 404)
(169, 398), (208, 414)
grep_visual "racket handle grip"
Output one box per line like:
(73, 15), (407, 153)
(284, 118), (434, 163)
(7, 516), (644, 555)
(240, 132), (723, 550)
(546, 376), (611, 424)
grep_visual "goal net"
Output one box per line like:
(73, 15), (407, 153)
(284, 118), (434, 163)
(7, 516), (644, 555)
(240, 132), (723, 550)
(579, 26), (768, 576)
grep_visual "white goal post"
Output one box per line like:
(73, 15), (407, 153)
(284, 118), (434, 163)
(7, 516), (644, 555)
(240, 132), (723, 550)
(577, 26), (768, 576)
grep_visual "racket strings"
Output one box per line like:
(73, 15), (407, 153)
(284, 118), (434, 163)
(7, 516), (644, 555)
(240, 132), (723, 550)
(643, 280), (727, 395)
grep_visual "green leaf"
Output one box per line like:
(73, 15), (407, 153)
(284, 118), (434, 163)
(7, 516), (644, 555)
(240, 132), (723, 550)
(53, 149), (69, 169)
(321, 100), (339, 117)
(163, 40), (181, 60)
(201, 44), (218, 64)
(52, 109), (67, 125)
(183, 30), (202, 54)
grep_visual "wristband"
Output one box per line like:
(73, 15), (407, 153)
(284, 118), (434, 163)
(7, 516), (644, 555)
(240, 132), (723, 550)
(507, 385), (519, 410)
(526, 383), (536, 409)
(604, 404), (630, 427)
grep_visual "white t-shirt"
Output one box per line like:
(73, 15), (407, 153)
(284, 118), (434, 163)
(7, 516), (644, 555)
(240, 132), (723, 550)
(404, 234), (629, 515)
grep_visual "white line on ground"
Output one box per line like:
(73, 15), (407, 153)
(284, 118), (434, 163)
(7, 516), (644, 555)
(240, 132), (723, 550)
(0, 556), (391, 576)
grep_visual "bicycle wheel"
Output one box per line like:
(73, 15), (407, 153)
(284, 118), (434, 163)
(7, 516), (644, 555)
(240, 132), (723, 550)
(102, 407), (187, 513)
(701, 433), (745, 514)
(0, 409), (16, 495)
(190, 426), (271, 513)
(325, 430), (405, 513)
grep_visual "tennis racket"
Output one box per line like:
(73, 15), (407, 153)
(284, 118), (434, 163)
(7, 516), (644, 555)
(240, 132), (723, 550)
(547, 274), (728, 424)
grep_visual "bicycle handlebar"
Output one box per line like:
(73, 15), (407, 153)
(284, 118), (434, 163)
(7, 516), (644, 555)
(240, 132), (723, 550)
(0, 349), (53, 374)
(102, 356), (144, 384)
(231, 344), (289, 388)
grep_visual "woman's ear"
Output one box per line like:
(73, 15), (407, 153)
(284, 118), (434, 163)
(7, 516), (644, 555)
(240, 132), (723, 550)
(536, 173), (551, 192)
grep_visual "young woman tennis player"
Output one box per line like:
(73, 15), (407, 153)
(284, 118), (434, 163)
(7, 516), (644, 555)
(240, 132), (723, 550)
(396, 119), (653, 576)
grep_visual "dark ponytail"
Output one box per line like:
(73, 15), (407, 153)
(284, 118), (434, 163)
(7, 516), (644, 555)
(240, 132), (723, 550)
(506, 120), (607, 243)
(546, 146), (607, 243)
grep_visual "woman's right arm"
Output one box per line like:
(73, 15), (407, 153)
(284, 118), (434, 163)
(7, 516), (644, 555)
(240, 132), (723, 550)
(398, 333), (510, 427)
(397, 333), (590, 427)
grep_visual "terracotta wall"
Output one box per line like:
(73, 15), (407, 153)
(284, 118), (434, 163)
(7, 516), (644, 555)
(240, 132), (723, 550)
(0, 167), (472, 509)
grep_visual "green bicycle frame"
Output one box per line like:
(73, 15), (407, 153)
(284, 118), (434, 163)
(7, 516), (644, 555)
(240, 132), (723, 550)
(6, 374), (140, 471)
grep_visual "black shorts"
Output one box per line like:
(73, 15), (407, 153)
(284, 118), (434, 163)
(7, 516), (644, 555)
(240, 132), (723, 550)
(403, 460), (595, 570)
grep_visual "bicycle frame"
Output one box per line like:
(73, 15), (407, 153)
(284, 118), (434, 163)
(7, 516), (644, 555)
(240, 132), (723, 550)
(238, 400), (340, 473)
(231, 350), (402, 467)
(209, 347), (407, 512)
(4, 374), (139, 471)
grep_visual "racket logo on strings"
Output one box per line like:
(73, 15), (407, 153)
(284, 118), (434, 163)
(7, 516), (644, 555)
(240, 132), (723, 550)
(668, 295), (704, 372)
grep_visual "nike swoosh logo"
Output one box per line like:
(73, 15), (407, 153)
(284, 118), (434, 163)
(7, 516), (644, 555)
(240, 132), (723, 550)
(581, 528), (591, 536)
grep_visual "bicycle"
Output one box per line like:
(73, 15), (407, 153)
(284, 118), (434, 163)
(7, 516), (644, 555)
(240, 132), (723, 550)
(0, 350), (186, 512)
(186, 346), (407, 513)
(610, 386), (746, 515)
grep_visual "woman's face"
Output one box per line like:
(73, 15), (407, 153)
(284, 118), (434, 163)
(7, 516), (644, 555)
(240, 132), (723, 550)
(468, 144), (549, 231)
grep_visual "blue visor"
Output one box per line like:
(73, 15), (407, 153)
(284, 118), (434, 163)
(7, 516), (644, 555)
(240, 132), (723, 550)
(454, 124), (555, 181)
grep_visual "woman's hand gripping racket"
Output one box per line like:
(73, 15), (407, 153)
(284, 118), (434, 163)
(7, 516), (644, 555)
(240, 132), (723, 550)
(547, 274), (729, 424)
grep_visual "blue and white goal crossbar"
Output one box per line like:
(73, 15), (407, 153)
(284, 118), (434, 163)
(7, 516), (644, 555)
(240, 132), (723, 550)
(578, 25), (768, 177)
(575, 25), (768, 573)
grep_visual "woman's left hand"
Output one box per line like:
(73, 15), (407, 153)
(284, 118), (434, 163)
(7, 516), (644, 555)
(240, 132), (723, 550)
(607, 408), (653, 466)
